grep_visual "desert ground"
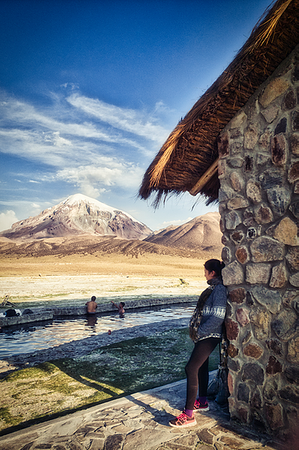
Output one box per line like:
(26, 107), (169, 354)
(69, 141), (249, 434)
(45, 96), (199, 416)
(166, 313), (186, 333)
(0, 253), (210, 305)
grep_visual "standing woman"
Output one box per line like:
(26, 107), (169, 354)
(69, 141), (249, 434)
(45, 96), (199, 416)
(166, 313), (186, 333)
(170, 259), (227, 428)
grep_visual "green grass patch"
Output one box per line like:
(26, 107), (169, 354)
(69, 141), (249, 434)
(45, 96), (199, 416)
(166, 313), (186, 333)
(4, 362), (58, 381)
(0, 327), (220, 435)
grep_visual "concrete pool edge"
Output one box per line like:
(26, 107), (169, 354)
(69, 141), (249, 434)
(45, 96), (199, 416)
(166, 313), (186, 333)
(0, 296), (197, 328)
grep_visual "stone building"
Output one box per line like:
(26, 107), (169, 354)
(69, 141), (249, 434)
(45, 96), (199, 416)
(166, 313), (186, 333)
(218, 48), (299, 435)
(139, 0), (299, 438)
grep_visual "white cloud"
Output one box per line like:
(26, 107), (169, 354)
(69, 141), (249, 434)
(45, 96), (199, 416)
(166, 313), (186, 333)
(162, 217), (194, 227)
(0, 210), (18, 231)
(0, 126), (146, 171)
(0, 201), (50, 227)
(31, 203), (41, 209)
(0, 91), (149, 157)
(154, 100), (174, 115)
(60, 82), (79, 91)
(0, 199), (43, 212)
(56, 159), (144, 197)
(0, 89), (172, 204)
(67, 93), (169, 143)
(52, 131), (72, 147)
(0, 128), (71, 166)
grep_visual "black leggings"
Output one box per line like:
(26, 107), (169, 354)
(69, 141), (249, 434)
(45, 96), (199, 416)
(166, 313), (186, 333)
(185, 337), (220, 410)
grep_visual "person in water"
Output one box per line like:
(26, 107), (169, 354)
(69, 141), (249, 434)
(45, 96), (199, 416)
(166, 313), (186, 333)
(111, 301), (125, 318)
(169, 259), (227, 428)
(85, 296), (97, 315)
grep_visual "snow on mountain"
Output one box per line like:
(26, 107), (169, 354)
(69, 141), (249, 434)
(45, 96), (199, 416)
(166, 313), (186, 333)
(1, 194), (152, 240)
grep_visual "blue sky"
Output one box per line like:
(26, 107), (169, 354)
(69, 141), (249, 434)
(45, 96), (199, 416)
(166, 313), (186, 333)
(0, 0), (272, 232)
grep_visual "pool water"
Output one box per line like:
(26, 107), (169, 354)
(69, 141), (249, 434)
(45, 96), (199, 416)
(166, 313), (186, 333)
(0, 304), (195, 359)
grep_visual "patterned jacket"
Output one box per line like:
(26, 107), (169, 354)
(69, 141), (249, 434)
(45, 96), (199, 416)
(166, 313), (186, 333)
(190, 277), (227, 343)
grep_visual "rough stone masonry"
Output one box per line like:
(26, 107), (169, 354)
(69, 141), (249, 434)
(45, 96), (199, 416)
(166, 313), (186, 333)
(218, 44), (299, 438)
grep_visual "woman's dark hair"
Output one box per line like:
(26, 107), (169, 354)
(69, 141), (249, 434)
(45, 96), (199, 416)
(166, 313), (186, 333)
(204, 259), (225, 277)
(120, 302), (125, 307)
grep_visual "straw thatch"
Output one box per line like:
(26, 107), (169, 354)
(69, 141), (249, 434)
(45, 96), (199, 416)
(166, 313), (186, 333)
(139, 0), (299, 206)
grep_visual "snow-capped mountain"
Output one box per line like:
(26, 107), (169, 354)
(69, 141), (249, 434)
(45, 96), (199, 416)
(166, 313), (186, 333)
(1, 194), (152, 240)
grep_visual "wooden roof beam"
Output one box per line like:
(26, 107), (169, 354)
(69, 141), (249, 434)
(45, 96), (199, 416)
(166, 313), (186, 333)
(189, 157), (219, 196)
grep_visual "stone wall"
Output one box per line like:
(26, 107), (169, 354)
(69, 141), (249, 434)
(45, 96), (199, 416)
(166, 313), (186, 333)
(218, 45), (299, 437)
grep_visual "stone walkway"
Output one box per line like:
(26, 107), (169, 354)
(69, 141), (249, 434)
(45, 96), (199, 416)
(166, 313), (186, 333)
(0, 379), (283, 450)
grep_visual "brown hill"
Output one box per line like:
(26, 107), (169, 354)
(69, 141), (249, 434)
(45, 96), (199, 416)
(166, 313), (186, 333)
(145, 212), (222, 254)
(0, 232), (221, 260)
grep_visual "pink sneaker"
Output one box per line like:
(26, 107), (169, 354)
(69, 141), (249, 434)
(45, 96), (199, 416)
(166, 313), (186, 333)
(169, 411), (196, 428)
(194, 400), (209, 412)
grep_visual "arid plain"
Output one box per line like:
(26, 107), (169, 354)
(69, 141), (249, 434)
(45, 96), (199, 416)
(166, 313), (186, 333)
(0, 252), (211, 304)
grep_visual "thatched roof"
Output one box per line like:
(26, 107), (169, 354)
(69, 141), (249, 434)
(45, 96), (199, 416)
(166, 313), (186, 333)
(139, 0), (299, 206)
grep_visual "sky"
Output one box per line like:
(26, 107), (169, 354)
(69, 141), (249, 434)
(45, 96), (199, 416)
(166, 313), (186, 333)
(0, 0), (272, 232)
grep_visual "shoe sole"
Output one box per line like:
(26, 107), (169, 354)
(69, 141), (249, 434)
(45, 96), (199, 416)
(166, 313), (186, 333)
(194, 406), (209, 412)
(169, 420), (197, 428)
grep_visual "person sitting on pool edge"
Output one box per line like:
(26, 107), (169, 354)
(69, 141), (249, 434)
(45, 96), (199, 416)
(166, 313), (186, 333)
(111, 301), (125, 318)
(85, 296), (97, 315)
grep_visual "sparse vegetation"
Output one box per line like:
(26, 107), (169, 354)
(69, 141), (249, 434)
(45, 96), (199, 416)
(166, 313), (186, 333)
(179, 278), (189, 286)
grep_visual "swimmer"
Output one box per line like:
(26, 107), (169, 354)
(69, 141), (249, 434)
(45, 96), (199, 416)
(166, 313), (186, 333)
(111, 301), (125, 318)
(85, 296), (97, 315)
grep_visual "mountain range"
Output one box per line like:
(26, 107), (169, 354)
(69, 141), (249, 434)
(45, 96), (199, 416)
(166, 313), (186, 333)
(0, 194), (222, 258)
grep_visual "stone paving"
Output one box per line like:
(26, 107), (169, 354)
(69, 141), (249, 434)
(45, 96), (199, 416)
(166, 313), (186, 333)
(0, 379), (285, 450)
